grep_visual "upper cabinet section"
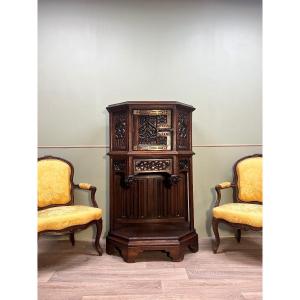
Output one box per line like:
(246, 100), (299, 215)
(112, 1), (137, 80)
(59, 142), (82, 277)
(107, 101), (195, 152)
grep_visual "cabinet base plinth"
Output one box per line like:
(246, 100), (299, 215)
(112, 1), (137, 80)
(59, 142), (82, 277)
(106, 226), (198, 263)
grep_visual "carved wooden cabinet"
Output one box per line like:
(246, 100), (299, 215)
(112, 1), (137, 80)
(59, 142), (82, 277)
(106, 101), (198, 262)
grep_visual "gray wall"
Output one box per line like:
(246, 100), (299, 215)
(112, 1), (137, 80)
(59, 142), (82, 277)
(38, 0), (262, 240)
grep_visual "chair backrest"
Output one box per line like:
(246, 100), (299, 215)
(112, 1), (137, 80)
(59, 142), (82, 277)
(38, 156), (74, 209)
(234, 154), (262, 203)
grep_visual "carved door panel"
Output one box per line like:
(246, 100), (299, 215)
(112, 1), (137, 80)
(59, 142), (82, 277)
(132, 109), (172, 150)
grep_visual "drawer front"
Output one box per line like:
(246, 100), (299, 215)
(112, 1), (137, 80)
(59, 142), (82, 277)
(133, 158), (173, 174)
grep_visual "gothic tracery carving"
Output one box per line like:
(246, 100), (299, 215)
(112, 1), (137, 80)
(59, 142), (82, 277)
(179, 159), (189, 171)
(113, 112), (127, 150)
(177, 111), (189, 149)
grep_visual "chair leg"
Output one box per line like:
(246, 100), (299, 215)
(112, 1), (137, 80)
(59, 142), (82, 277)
(69, 232), (75, 246)
(235, 229), (241, 243)
(95, 219), (103, 256)
(212, 217), (220, 254)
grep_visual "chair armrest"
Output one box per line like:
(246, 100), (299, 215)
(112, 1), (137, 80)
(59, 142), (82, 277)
(214, 182), (235, 207)
(74, 183), (98, 208)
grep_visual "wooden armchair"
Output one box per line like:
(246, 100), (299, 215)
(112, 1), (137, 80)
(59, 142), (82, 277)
(38, 156), (103, 255)
(212, 154), (262, 253)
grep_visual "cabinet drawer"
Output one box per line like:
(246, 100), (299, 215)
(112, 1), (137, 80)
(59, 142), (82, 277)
(133, 158), (172, 174)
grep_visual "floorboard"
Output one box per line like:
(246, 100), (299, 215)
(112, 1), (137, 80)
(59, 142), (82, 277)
(38, 237), (262, 300)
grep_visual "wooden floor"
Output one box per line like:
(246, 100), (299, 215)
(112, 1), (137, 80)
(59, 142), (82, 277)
(38, 237), (262, 300)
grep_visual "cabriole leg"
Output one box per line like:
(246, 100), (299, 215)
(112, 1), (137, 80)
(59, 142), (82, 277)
(95, 219), (103, 256)
(212, 217), (220, 254)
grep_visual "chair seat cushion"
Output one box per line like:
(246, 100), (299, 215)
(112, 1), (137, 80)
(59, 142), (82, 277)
(213, 203), (262, 227)
(38, 205), (102, 232)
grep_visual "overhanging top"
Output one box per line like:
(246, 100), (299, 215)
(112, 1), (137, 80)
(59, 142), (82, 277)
(106, 101), (195, 112)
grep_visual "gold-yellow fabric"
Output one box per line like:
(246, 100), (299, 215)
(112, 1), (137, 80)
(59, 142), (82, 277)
(237, 157), (263, 202)
(218, 182), (232, 189)
(38, 159), (72, 208)
(79, 183), (91, 190)
(38, 205), (102, 232)
(213, 203), (262, 227)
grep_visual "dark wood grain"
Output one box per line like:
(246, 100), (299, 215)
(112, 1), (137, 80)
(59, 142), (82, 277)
(106, 102), (198, 262)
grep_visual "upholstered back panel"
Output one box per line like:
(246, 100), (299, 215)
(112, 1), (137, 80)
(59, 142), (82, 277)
(236, 157), (262, 202)
(38, 159), (72, 208)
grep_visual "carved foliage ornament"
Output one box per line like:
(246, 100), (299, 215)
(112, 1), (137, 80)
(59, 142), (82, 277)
(139, 115), (159, 145)
(134, 159), (171, 172)
(179, 159), (189, 171)
(113, 112), (127, 150)
(177, 111), (189, 149)
(178, 112), (188, 139)
(115, 113), (126, 140)
(113, 160), (126, 172)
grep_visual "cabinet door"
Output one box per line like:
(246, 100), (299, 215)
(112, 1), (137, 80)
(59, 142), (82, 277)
(132, 109), (172, 150)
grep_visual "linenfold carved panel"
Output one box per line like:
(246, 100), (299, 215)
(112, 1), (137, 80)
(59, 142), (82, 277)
(115, 174), (187, 220)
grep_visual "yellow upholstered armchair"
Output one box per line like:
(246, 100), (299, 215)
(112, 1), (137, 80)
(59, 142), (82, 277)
(212, 154), (262, 253)
(38, 156), (103, 255)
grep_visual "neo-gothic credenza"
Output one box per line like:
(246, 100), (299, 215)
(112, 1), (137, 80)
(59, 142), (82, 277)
(106, 101), (198, 262)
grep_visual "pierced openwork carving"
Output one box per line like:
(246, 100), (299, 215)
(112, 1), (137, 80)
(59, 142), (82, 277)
(134, 159), (172, 173)
(113, 160), (126, 172)
(139, 115), (160, 145)
(133, 110), (172, 150)
(113, 112), (127, 150)
(179, 159), (189, 171)
(177, 111), (189, 150)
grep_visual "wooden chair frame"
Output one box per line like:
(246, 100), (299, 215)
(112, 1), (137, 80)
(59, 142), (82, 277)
(38, 156), (103, 255)
(212, 154), (262, 253)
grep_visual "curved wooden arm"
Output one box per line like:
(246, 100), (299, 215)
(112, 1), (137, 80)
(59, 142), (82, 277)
(74, 183), (98, 208)
(214, 182), (235, 207)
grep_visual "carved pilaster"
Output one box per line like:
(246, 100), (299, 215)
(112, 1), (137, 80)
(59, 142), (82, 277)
(112, 111), (128, 150)
(177, 111), (189, 150)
